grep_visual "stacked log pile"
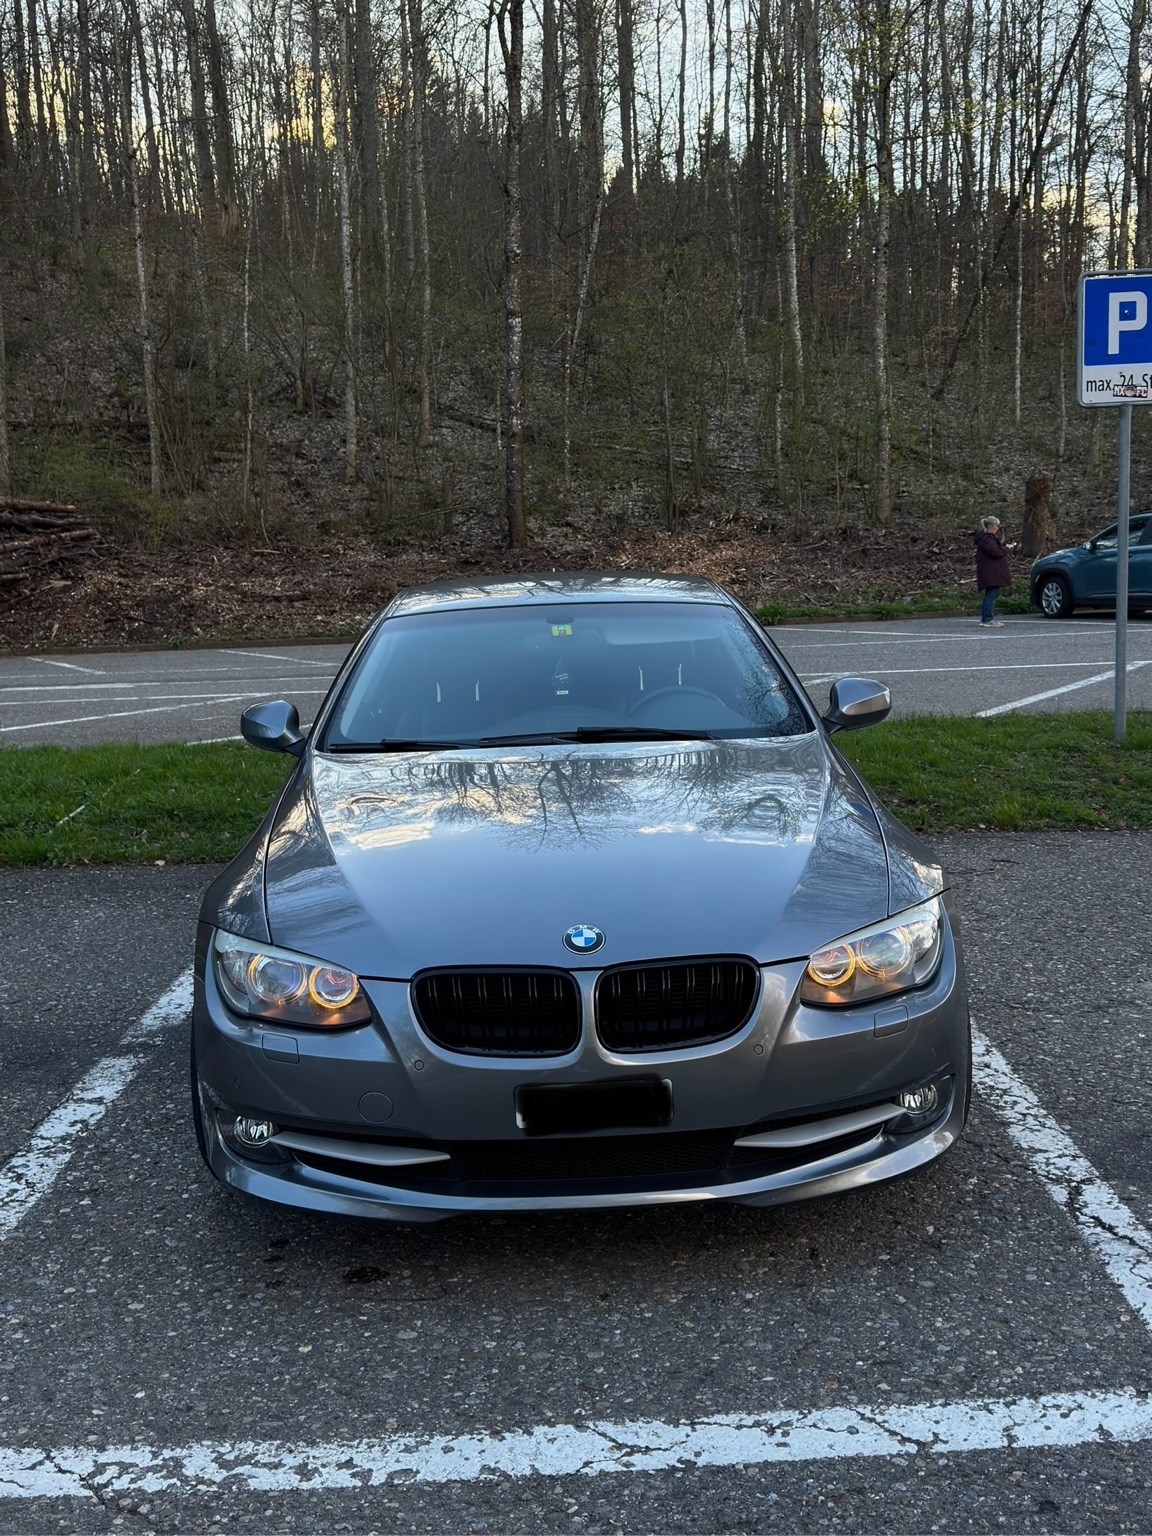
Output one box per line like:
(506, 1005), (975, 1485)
(0, 499), (97, 611)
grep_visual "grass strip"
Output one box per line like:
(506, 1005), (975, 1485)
(0, 713), (1150, 866)
(840, 711), (1152, 833)
(754, 585), (1035, 625)
(0, 743), (289, 867)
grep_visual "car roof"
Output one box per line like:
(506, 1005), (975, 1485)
(384, 571), (731, 617)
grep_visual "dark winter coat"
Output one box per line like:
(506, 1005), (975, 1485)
(974, 530), (1012, 591)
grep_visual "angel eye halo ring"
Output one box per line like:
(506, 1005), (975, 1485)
(801, 898), (943, 1006)
(212, 933), (371, 1029)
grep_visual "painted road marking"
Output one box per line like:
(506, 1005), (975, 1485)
(0, 697), (251, 734)
(973, 1032), (1152, 1328)
(778, 622), (1110, 645)
(223, 648), (338, 665)
(0, 674), (338, 694)
(0, 971), (193, 1240)
(1, 1389), (1150, 1498)
(1, 1004), (1151, 1494)
(976, 660), (1152, 716)
(32, 659), (105, 674)
(0, 1057), (141, 1241)
(798, 660), (1138, 682)
(0, 691), (328, 734)
(0, 683), (136, 693)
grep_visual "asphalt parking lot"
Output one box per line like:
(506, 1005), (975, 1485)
(1, 613), (1151, 747)
(2, 834), (1150, 1534)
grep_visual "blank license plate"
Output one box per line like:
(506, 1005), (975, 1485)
(515, 1078), (672, 1137)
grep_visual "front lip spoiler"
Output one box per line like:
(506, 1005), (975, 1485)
(203, 1105), (964, 1224)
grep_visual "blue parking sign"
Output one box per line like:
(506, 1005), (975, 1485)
(1079, 272), (1152, 405)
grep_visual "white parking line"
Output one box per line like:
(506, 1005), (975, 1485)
(0, 971), (193, 1240)
(1, 1388), (1150, 1498)
(779, 623), (1114, 647)
(1, 689), (333, 733)
(798, 661), (1132, 683)
(976, 660), (1152, 716)
(1, 994), (1151, 1494)
(31, 659), (105, 674)
(0, 676), (334, 695)
(973, 1031), (1152, 1327)
(0, 697), (252, 734)
(223, 648), (337, 666)
(0, 1057), (141, 1241)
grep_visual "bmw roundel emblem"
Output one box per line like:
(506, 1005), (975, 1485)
(563, 924), (605, 955)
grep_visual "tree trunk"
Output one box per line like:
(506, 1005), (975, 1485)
(407, 0), (432, 450)
(27, 0), (48, 171)
(126, 0), (161, 205)
(11, 2), (31, 173)
(779, 1), (805, 386)
(496, 0), (527, 548)
(335, 0), (358, 483)
(541, 0), (561, 268)
(1021, 473), (1055, 558)
(202, 0), (237, 231)
(117, 4), (161, 497)
(0, 291), (11, 499)
(178, 0), (216, 218)
(0, 54), (11, 180)
(353, 0), (384, 268)
(615, 0), (636, 210)
(871, 0), (894, 522)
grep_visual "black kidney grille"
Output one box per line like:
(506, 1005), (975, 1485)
(596, 959), (759, 1052)
(412, 969), (581, 1056)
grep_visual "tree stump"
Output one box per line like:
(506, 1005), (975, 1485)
(1021, 473), (1054, 559)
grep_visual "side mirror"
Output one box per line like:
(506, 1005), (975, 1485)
(241, 700), (305, 756)
(822, 678), (892, 734)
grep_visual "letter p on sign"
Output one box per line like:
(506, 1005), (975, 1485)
(1109, 291), (1148, 353)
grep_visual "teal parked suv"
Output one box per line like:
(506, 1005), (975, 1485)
(1030, 514), (1152, 617)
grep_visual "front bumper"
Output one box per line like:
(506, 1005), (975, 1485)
(192, 911), (970, 1222)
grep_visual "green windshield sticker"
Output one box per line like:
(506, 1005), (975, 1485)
(551, 624), (573, 637)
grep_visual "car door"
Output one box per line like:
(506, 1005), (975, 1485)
(1082, 515), (1152, 604)
(1079, 523), (1120, 601)
(1129, 515), (1152, 602)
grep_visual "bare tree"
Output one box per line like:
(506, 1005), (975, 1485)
(0, 290), (10, 499)
(116, 1), (161, 495)
(495, 0), (527, 547)
(335, 0), (359, 481)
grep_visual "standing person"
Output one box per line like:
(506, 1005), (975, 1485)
(974, 516), (1012, 628)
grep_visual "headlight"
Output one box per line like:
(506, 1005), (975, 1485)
(212, 933), (372, 1029)
(800, 898), (944, 1007)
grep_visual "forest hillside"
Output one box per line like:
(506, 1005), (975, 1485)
(1, 0), (1150, 647)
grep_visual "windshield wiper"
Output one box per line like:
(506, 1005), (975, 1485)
(324, 739), (465, 753)
(477, 726), (717, 746)
(326, 726), (722, 752)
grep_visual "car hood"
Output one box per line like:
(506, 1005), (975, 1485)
(253, 738), (941, 976)
(1031, 544), (1083, 569)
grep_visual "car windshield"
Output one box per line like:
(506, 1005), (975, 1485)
(321, 601), (811, 749)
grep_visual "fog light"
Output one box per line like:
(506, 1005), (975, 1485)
(898, 1085), (939, 1115)
(233, 1116), (277, 1147)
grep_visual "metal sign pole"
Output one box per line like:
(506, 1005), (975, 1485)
(1116, 404), (1131, 744)
(1078, 272), (1151, 743)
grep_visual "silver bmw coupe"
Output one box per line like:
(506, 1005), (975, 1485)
(192, 573), (970, 1221)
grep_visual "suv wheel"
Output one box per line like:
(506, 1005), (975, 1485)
(1037, 575), (1074, 618)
